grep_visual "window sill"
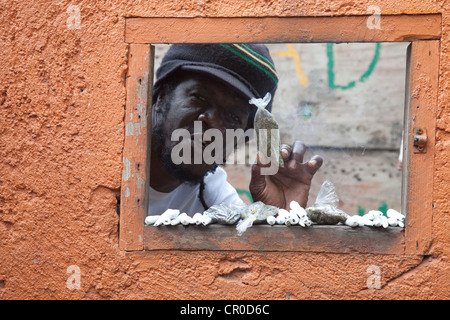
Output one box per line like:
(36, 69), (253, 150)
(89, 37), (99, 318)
(143, 224), (405, 254)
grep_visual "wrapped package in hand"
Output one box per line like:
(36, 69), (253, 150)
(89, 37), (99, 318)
(250, 93), (284, 168)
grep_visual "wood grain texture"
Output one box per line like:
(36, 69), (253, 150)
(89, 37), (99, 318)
(119, 44), (154, 251)
(125, 15), (441, 44)
(404, 40), (439, 255)
(144, 224), (405, 254)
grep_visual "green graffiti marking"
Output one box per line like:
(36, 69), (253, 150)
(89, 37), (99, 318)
(358, 205), (366, 216)
(236, 188), (254, 203)
(327, 43), (381, 90)
(377, 201), (388, 216)
(358, 201), (389, 217)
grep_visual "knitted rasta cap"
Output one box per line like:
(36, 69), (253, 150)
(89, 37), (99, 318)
(153, 43), (278, 129)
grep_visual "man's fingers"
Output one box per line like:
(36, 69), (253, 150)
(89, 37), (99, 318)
(250, 162), (267, 193)
(256, 151), (272, 167)
(291, 141), (306, 162)
(280, 141), (306, 169)
(306, 155), (323, 174)
(280, 144), (291, 160)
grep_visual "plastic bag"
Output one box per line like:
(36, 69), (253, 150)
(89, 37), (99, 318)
(236, 201), (279, 236)
(306, 180), (349, 225)
(236, 215), (257, 236)
(250, 93), (284, 169)
(240, 201), (279, 223)
(203, 202), (245, 225)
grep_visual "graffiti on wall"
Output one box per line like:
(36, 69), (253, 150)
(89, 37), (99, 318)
(327, 43), (381, 90)
(271, 44), (309, 87)
(270, 43), (381, 90)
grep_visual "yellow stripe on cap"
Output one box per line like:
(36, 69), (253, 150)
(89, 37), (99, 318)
(232, 44), (278, 79)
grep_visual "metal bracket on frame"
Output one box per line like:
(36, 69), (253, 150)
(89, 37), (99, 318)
(413, 127), (427, 153)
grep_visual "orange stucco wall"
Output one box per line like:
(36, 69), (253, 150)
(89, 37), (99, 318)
(0, 0), (449, 299)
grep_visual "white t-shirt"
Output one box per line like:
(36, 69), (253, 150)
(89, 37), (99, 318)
(148, 166), (244, 217)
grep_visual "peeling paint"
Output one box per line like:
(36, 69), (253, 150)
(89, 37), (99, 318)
(123, 157), (131, 181)
(136, 167), (145, 190)
(125, 121), (141, 136)
(125, 71), (148, 138)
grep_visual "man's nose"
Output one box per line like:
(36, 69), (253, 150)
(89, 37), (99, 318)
(197, 108), (225, 131)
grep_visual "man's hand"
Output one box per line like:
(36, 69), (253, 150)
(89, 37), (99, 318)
(249, 141), (323, 209)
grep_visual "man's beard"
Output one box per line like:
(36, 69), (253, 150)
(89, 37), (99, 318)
(152, 122), (218, 186)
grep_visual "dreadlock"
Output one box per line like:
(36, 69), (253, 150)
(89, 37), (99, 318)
(198, 177), (208, 211)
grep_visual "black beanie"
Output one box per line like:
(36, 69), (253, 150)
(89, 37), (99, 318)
(153, 43), (278, 129)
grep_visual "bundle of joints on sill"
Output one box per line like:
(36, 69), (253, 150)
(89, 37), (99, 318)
(144, 201), (405, 236)
(345, 209), (405, 228)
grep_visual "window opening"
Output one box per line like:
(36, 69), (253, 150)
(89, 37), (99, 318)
(148, 42), (407, 230)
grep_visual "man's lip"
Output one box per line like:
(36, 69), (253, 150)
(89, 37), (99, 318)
(191, 132), (203, 139)
(191, 132), (207, 149)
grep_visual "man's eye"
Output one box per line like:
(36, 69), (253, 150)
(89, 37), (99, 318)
(192, 93), (206, 102)
(230, 112), (241, 124)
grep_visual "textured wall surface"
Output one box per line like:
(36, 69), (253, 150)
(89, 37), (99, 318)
(0, 0), (449, 299)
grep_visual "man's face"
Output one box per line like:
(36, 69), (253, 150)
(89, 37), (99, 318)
(154, 72), (250, 184)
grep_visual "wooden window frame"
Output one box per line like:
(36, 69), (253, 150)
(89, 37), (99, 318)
(119, 14), (441, 255)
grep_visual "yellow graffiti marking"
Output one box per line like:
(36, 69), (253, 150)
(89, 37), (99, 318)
(271, 44), (308, 87)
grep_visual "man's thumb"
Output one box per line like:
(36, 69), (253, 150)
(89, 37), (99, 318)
(250, 161), (266, 194)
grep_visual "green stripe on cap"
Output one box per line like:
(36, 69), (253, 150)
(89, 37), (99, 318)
(219, 44), (278, 85)
(238, 44), (277, 73)
(232, 44), (278, 81)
